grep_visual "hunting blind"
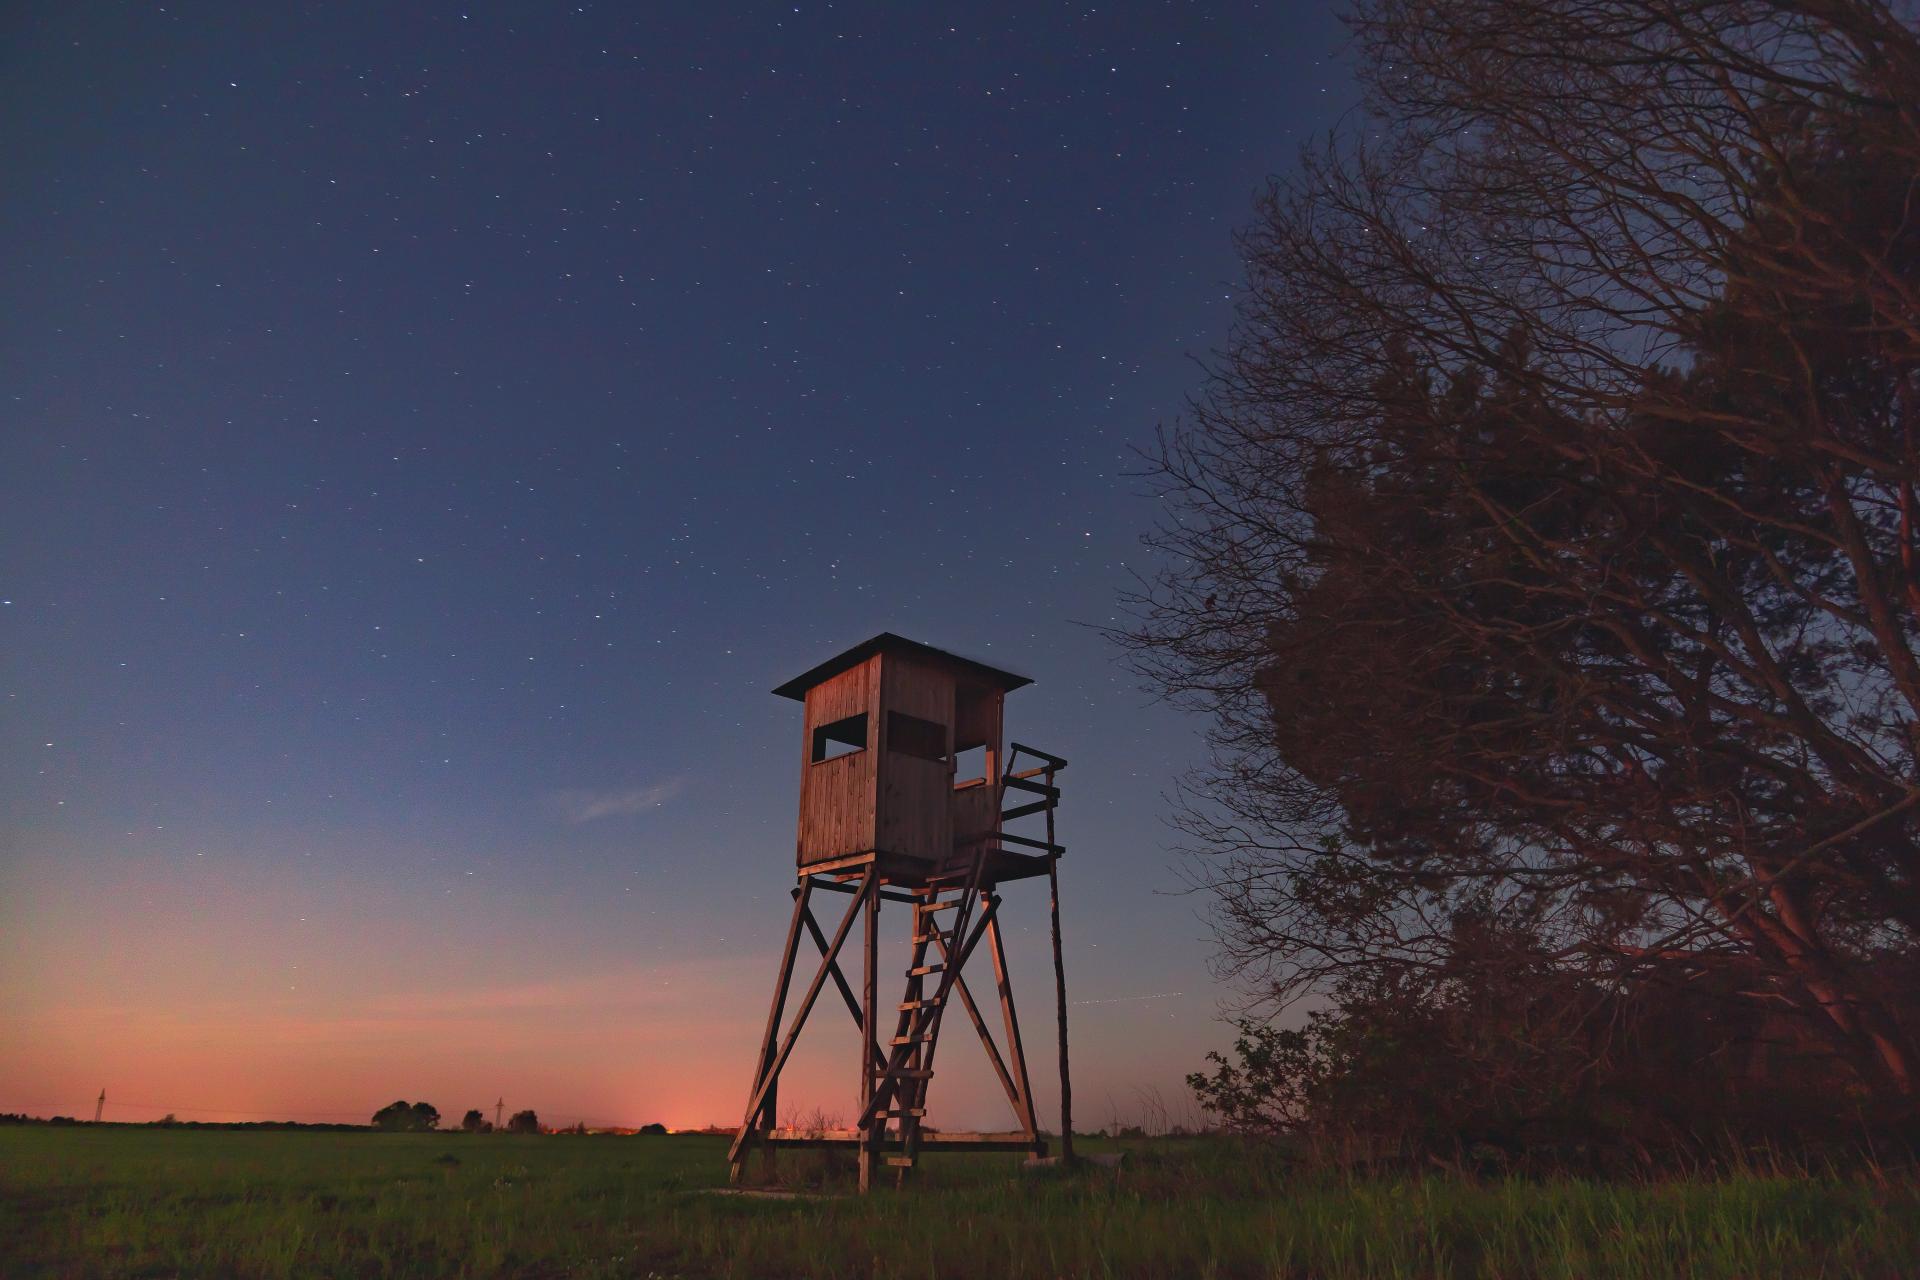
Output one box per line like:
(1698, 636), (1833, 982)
(728, 633), (1074, 1190)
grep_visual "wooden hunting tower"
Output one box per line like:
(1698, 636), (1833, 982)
(729, 634), (1074, 1190)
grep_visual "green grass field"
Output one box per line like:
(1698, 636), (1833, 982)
(4, 1126), (1918, 1278)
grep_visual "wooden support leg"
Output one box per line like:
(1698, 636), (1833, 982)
(730, 882), (810, 1185)
(859, 875), (879, 1193)
(1046, 788), (1075, 1163)
(729, 870), (872, 1170)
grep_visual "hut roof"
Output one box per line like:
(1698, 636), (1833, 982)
(772, 632), (1032, 701)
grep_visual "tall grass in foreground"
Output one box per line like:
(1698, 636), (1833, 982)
(4, 1127), (1917, 1278)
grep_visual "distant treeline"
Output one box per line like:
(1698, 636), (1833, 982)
(1, 1114), (362, 1132)
(0, 1112), (672, 1135)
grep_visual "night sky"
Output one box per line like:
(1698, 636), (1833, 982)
(2, 2), (1352, 1130)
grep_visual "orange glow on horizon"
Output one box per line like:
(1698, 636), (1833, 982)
(2, 837), (1200, 1133)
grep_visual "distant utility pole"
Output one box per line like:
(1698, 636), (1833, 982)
(94, 1088), (105, 1124)
(495, 1097), (503, 1130)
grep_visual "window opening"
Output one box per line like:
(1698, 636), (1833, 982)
(811, 713), (868, 762)
(950, 743), (988, 786)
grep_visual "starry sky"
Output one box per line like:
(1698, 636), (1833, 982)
(0, 2), (1352, 1130)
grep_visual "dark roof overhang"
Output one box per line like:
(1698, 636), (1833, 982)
(772, 632), (1033, 700)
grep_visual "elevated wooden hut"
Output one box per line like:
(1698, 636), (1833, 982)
(729, 634), (1073, 1190)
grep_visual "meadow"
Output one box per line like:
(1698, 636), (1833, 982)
(4, 1125), (1918, 1279)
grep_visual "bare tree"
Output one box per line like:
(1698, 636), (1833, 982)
(1128, 0), (1920, 1108)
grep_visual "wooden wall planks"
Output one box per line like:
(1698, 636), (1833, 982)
(793, 646), (1010, 882)
(877, 653), (957, 865)
(797, 656), (880, 865)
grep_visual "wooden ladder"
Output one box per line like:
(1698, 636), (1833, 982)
(857, 742), (1070, 1182)
(860, 844), (993, 1179)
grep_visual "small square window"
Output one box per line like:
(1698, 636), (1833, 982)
(811, 713), (868, 762)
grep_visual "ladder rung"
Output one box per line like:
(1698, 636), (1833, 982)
(889, 1068), (935, 1079)
(1001, 799), (1053, 822)
(1002, 776), (1059, 798)
(891, 1033), (934, 1046)
(918, 900), (959, 913)
(899, 997), (943, 1011)
(912, 931), (953, 944)
(907, 964), (944, 976)
(885, 1157), (916, 1167)
(880, 1107), (927, 1117)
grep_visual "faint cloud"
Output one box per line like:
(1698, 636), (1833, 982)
(550, 777), (690, 824)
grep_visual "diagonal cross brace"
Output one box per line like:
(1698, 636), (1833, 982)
(929, 931), (1025, 1123)
(730, 880), (810, 1177)
(801, 903), (887, 1074)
